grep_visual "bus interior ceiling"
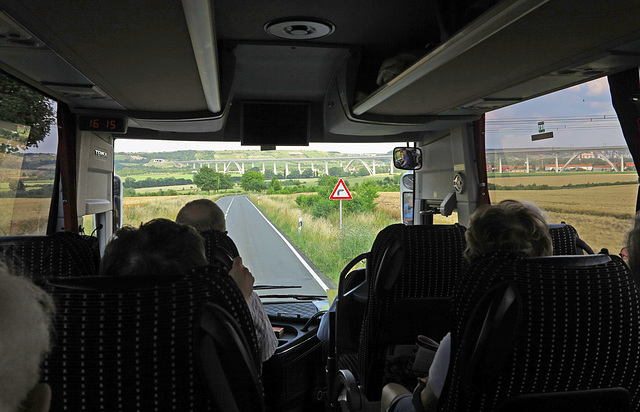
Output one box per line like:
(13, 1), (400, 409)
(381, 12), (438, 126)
(0, 0), (639, 144)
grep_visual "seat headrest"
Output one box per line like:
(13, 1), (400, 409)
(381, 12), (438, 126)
(47, 274), (186, 291)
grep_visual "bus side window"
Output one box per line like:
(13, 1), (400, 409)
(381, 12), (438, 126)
(0, 73), (58, 236)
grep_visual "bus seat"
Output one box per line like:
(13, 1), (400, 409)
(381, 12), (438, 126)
(336, 223), (467, 406)
(439, 253), (640, 412)
(548, 223), (594, 255)
(198, 302), (265, 412)
(0, 232), (97, 285)
(497, 387), (630, 412)
(333, 254), (368, 354)
(41, 265), (261, 411)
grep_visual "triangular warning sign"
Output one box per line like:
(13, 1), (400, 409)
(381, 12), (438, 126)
(329, 178), (352, 200)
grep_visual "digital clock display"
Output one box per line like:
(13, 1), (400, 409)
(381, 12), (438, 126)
(78, 115), (128, 133)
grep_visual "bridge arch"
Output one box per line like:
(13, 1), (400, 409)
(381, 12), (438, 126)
(224, 161), (243, 174)
(343, 159), (373, 175)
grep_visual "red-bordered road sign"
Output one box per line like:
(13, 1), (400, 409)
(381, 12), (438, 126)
(329, 178), (352, 200)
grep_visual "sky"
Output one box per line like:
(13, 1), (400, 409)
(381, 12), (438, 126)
(484, 77), (624, 149)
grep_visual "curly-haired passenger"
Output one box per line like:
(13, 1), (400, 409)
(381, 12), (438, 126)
(464, 199), (552, 261)
(623, 212), (640, 280)
(381, 200), (552, 412)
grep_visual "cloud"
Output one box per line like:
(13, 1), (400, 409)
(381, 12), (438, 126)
(585, 77), (609, 96)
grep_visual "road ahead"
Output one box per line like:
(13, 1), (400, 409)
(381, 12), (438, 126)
(215, 195), (334, 297)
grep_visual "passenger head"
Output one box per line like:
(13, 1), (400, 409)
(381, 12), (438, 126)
(624, 213), (640, 276)
(100, 218), (207, 277)
(176, 199), (226, 232)
(464, 199), (553, 261)
(0, 262), (55, 412)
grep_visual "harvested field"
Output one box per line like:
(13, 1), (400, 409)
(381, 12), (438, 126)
(490, 183), (637, 256)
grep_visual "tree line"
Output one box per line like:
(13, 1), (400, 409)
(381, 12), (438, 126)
(123, 176), (194, 189)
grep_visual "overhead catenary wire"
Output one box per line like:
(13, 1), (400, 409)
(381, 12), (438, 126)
(485, 114), (621, 134)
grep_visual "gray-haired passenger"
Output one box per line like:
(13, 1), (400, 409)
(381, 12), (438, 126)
(0, 262), (55, 412)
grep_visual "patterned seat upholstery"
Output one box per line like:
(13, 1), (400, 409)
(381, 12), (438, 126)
(440, 253), (640, 412)
(0, 231), (98, 285)
(200, 230), (240, 267)
(548, 223), (593, 255)
(355, 223), (467, 401)
(42, 265), (260, 411)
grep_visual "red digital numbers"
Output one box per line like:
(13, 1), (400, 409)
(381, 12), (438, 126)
(79, 115), (127, 133)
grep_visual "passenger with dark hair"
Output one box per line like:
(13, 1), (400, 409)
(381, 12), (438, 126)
(381, 200), (552, 412)
(0, 261), (55, 412)
(176, 201), (278, 362)
(100, 218), (208, 277)
(101, 218), (276, 362)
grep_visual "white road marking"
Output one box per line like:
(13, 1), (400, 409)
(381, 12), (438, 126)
(245, 196), (329, 291)
(223, 196), (235, 219)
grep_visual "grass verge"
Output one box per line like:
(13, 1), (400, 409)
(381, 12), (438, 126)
(251, 194), (396, 284)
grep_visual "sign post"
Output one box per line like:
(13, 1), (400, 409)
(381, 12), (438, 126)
(329, 178), (352, 236)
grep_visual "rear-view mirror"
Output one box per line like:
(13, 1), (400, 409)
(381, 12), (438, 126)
(393, 147), (422, 170)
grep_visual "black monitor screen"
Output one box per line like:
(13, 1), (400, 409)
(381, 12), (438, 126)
(241, 102), (310, 146)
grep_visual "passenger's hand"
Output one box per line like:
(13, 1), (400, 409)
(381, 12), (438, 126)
(229, 256), (254, 302)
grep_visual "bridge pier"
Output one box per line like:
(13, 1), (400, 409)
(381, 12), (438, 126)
(499, 158), (502, 173)
(298, 162), (301, 173)
(325, 161), (329, 175)
(555, 154), (559, 173)
(526, 155), (529, 173)
(273, 162), (277, 174)
(372, 161), (376, 176)
(285, 163), (289, 176)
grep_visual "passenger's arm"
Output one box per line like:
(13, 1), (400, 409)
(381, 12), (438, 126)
(247, 292), (278, 362)
(229, 256), (254, 303)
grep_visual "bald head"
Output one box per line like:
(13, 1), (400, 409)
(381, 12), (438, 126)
(176, 199), (226, 232)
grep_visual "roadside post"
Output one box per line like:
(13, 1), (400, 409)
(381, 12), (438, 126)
(329, 178), (352, 236)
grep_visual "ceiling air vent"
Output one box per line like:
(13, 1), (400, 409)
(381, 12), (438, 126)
(40, 83), (111, 100)
(0, 12), (43, 48)
(264, 18), (335, 40)
(460, 98), (522, 110)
